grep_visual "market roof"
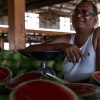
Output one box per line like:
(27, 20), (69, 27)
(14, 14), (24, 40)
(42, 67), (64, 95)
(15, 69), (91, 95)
(0, 0), (71, 17)
(0, 0), (100, 17)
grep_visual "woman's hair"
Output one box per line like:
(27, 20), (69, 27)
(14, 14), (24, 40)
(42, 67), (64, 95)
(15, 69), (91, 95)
(79, 0), (98, 16)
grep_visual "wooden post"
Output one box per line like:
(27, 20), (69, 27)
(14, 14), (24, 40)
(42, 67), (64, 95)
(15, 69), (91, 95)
(8, 0), (26, 51)
(0, 38), (5, 50)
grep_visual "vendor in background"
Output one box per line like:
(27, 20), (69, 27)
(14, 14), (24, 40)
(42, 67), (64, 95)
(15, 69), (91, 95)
(25, 0), (100, 83)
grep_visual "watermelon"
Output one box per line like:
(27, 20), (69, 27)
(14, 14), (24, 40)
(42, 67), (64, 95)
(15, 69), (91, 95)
(91, 71), (100, 86)
(0, 66), (12, 94)
(0, 66), (12, 83)
(6, 71), (44, 89)
(9, 80), (78, 100)
(64, 83), (100, 100)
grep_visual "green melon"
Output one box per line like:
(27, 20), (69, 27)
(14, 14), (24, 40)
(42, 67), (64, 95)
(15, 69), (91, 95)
(0, 50), (13, 60)
(53, 59), (62, 71)
(0, 60), (2, 66)
(9, 80), (78, 100)
(9, 52), (22, 60)
(0, 51), (2, 60)
(6, 71), (44, 89)
(46, 60), (55, 68)
(1, 59), (8, 66)
(5, 60), (13, 68)
(11, 60), (22, 70)
(21, 60), (33, 68)
(32, 60), (42, 70)
(21, 55), (32, 60)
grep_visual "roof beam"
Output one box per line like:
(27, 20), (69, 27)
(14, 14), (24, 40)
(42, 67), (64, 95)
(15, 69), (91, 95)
(26, 0), (72, 11)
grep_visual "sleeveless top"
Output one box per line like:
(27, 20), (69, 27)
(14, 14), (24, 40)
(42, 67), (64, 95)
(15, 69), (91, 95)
(62, 32), (96, 82)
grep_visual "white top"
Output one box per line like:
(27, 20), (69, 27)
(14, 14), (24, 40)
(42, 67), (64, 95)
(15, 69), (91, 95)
(62, 32), (96, 82)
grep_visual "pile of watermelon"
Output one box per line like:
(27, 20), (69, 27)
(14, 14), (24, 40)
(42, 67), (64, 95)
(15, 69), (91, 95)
(0, 65), (100, 100)
(0, 50), (100, 100)
(4, 71), (100, 100)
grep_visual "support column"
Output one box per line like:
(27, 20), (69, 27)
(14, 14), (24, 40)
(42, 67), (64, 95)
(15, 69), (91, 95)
(8, 0), (26, 51)
(0, 38), (5, 50)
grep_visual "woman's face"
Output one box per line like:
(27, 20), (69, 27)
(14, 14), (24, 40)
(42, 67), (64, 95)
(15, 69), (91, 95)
(71, 2), (97, 31)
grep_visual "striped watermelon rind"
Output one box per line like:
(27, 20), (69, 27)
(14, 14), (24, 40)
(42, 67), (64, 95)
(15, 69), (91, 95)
(64, 82), (100, 100)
